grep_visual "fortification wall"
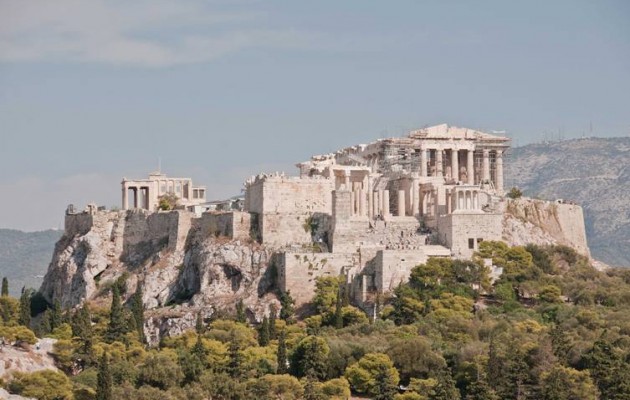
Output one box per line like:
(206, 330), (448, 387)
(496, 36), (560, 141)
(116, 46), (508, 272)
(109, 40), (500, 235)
(375, 247), (451, 292)
(248, 177), (334, 245)
(437, 212), (503, 259)
(252, 177), (334, 214)
(199, 211), (251, 241)
(277, 252), (357, 306)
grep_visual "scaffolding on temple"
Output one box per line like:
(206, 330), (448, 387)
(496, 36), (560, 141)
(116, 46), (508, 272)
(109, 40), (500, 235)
(379, 139), (420, 174)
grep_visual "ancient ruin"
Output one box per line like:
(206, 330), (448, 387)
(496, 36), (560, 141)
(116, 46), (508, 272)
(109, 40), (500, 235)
(41, 124), (590, 339)
(121, 172), (207, 211)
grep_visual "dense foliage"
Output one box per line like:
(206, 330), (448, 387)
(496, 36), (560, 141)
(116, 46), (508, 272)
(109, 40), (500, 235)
(3, 242), (630, 399)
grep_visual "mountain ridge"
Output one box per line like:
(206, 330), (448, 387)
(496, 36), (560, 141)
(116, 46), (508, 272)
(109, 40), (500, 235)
(505, 136), (630, 267)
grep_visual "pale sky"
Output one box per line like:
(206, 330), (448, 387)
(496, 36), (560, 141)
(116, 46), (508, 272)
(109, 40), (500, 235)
(1, 0), (629, 231)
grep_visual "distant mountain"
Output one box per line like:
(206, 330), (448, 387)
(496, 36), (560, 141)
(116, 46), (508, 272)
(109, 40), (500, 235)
(505, 137), (630, 267)
(0, 229), (63, 296)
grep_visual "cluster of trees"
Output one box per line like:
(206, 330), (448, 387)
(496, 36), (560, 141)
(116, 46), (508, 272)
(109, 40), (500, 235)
(3, 242), (630, 399)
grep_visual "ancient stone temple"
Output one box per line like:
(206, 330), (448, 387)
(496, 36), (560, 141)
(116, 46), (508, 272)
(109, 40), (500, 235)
(121, 172), (207, 211)
(237, 124), (511, 304)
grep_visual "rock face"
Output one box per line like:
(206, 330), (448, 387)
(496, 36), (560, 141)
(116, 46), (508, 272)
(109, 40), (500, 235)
(505, 137), (630, 266)
(39, 209), (279, 345)
(0, 338), (58, 379)
(501, 198), (590, 256)
(39, 197), (590, 345)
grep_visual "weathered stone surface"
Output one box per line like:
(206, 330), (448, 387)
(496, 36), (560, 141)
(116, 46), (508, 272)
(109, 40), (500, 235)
(0, 338), (58, 379)
(0, 388), (35, 400)
(502, 198), (590, 256)
(40, 209), (279, 343)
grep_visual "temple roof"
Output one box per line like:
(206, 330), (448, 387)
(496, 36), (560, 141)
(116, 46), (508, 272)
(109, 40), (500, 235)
(409, 123), (510, 141)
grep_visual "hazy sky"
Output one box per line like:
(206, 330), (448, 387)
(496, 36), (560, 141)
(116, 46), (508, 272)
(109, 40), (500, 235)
(1, 0), (629, 231)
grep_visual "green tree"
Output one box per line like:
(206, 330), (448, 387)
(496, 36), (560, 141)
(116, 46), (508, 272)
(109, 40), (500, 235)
(269, 304), (277, 340)
(8, 369), (73, 400)
(277, 330), (288, 374)
(345, 353), (400, 397)
(105, 285), (127, 343)
(431, 368), (460, 400)
(72, 305), (95, 367)
(303, 374), (327, 400)
(290, 335), (330, 380)
(313, 276), (341, 314)
(258, 316), (270, 346)
(158, 193), (179, 210)
(180, 333), (209, 383)
(228, 332), (244, 378)
(374, 363), (399, 400)
(387, 336), (446, 384)
(0, 295), (20, 325)
(130, 284), (145, 343)
(541, 365), (598, 400)
(279, 291), (295, 322)
(235, 299), (246, 323)
(1, 277), (8, 297)
(583, 336), (630, 400)
(334, 289), (344, 329)
(18, 287), (31, 327)
(138, 353), (184, 390)
(49, 299), (62, 331)
(507, 187), (523, 199)
(195, 312), (204, 334)
(247, 374), (304, 400)
(539, 285), (562, 303)
(96, 352), (113, 400)
(465, 379), (499, 400)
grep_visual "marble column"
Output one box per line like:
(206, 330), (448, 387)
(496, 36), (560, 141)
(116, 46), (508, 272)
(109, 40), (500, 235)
(397, 190), (405, 217)
(467, 150), (475, 185)
(482, 149), (490, 183)
(412, 179), (420, 215)
(420, 148), (427, 177)
(495, 151), (504, 193)
(122, 185), (128, 210)
(379, 190), (384, 216)
(446, 190), (452, 214)
(359, 189), (366, 216)
(383, 190), (390, 216)
(436, 149), (443, 177)
(133, 187), (138, 209)
(451, 149), (459, 181)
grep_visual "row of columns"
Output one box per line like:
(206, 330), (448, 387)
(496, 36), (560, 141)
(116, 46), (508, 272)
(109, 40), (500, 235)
(122, 186), (149, 210)
(448, 189), (481, 213)
(418, 148), (503, 192)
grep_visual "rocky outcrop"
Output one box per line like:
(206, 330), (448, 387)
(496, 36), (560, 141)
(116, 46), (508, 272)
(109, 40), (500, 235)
(39, 209), (279, 346)
(502, 198), (590, 256)
(0, 338), (58, 379)
(0, 388), (35, 400)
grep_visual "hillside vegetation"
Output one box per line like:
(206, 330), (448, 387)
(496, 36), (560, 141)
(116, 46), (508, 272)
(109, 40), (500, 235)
(2, 243), (630, 399)
(505, 137), (630, 266)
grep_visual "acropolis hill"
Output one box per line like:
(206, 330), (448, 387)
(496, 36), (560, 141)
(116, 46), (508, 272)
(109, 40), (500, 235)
(39, 124), (590, 344)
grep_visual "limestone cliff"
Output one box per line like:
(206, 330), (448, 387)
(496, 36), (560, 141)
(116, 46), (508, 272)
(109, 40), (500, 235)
(502, 198), (590, 257)
(40, 198), (590, 345)
(39, 210), (279, 345)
